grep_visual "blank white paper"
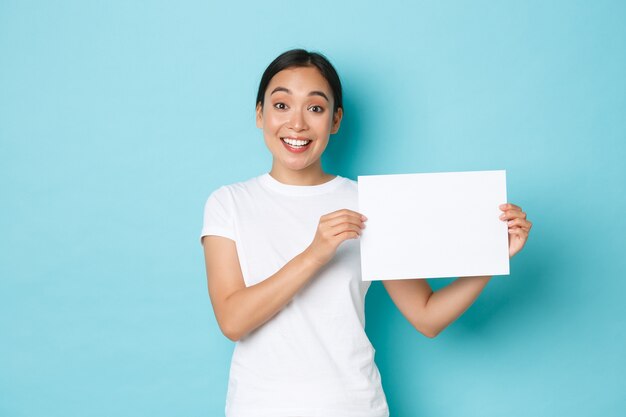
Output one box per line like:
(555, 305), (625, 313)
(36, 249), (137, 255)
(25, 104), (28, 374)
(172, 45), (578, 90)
(358, 170), (510, 281)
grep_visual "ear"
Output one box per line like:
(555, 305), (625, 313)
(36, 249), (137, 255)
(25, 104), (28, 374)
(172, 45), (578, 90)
(255, 103), (263, 128)
(330, 107), (343, 134)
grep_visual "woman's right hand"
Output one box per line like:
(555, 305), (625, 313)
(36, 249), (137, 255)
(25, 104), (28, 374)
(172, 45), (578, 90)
(304, 209), (367, 266)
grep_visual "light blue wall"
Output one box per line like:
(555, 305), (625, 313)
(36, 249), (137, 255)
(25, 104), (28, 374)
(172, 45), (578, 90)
(1, 1), (624, 416)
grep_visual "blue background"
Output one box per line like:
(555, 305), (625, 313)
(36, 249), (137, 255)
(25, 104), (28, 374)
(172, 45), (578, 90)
(1, 1), (625, 416)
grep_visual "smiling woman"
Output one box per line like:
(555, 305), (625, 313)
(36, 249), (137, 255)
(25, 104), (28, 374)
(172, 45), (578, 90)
(200, 49), (531, 417)
(255, 52), (344, 186)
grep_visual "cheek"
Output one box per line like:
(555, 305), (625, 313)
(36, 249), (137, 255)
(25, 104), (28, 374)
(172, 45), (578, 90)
(263, 112), (288, 130)
(317, 114), (334, 131)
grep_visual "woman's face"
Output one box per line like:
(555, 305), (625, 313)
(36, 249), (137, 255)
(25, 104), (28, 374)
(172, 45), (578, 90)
(256, 66), (342, 179)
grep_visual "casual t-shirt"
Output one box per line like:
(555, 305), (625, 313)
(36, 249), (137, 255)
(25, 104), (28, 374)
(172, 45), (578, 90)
(202, 173), (389, 417)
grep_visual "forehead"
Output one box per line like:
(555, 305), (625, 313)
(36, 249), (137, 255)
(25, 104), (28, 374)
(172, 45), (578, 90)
(265, 66), (332, 96)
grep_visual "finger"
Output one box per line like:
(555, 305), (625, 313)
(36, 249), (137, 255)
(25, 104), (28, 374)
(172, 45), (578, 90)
(500, 210), (527, 221)
(330, 223), (364, 237)
(508, 227), (528, 238)
(335, 230), (361, 241)
(321, 222), (363, 239)
(499, 203), (522, 211)
(506, 218), (531, 230)
(325, 214), (366, 229)
(322, 209), (367, 221)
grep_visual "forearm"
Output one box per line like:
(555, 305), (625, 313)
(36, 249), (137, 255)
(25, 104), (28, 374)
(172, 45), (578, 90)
(208, 209), (366, 341)
(424, 275), (492, 336)
(219, 250), (321, 341)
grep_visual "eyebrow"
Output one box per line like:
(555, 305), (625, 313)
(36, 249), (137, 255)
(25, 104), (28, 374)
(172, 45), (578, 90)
(270, 87), (329, 102)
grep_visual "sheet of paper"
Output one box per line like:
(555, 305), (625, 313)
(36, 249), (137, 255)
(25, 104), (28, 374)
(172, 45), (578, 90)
(358, 170), (510, 281)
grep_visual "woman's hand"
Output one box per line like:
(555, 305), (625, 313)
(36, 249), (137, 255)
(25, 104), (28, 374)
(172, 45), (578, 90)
(499, 203), (532, 258)
(303, 209), (367, 266)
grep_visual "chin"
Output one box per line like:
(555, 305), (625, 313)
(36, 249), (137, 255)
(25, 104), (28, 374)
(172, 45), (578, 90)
(275, 158), (315, 172)
(283, 162), (312, 172)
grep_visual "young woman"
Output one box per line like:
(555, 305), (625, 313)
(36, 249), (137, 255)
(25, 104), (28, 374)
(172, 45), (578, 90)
(201, 49), (532, 417)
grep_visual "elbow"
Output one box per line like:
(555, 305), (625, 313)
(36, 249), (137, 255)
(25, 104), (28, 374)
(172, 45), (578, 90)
(412, 321), (444, 339)
(222, 329), (241, 342)
(218, 318), (245, 342)
(422, 328), (442, 339)
(213, 302), (246, 341)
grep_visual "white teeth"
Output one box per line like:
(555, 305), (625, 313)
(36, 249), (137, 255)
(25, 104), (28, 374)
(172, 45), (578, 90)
(282, 138), (311, 147)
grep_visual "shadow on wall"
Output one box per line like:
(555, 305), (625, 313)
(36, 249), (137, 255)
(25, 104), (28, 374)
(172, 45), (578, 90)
(322, 92), (367, 180)
(321, 64), (397, 179)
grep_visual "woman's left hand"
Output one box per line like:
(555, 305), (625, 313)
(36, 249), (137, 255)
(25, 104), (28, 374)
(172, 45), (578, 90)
(499, 203), (532, 258)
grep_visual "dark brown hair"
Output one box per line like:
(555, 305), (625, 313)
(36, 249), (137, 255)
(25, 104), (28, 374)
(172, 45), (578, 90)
(256, 49), (343, 113)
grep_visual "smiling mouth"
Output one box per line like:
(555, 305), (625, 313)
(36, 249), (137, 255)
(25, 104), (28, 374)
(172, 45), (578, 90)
(281, 137), (312, 149)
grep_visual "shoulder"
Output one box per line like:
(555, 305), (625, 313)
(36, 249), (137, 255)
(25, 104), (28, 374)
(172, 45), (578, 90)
(204, 176), (265, 215)
(207, 175), (264, 199)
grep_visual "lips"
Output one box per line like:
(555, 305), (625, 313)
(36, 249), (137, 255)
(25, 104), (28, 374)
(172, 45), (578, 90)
(280, 137), (312, 153)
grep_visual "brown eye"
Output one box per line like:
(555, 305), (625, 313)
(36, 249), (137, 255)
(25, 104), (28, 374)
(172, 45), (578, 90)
(308, 105), (324, 113)
(274, 102), (287, 110)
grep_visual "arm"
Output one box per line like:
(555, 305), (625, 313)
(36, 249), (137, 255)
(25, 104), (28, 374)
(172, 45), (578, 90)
(383, 276), (492, 338)
(203, 209), (366, 341)
(383, 203), (532, 338)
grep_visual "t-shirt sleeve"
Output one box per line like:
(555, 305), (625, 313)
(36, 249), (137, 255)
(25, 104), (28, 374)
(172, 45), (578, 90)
(201, 186), (236, 243)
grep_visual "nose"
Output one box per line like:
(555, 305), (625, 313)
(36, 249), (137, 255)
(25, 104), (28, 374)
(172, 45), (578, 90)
(288, 108), (308, 131)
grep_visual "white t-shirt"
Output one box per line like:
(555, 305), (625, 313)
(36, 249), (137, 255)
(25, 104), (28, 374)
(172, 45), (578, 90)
(202, 173), (389, 417)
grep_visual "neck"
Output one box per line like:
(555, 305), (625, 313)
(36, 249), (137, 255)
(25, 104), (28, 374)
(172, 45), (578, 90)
(269, 162), (335, 186)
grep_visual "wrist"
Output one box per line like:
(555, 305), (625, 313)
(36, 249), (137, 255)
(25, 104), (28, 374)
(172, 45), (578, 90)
(299, 247), (326, 270)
